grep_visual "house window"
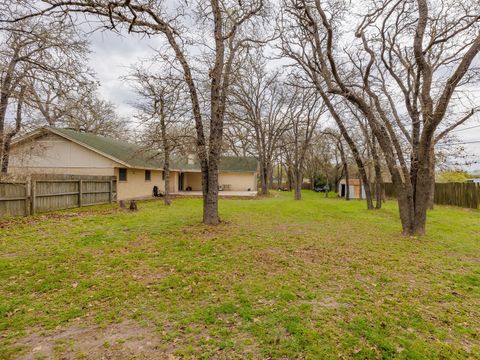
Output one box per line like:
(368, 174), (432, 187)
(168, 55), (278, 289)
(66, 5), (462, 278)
(119, 168), (127, 182)
(162, 171), (165, 180)
(145, 170), (151, 181)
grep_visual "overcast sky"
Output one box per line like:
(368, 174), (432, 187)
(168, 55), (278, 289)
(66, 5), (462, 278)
(88, 29), (480, 174)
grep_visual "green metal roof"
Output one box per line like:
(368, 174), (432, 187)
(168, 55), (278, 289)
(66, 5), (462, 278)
(176, 155), (258, 172)
(47, 127), (257, 172)
(218, 156), (258, 172)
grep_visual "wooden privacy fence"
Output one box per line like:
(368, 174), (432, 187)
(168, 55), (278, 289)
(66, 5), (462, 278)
(434, 182), (479, 209)
(382, 182), (480, 209)
(383, 183), (397, 198)
(0, 182), (29, 217)
(0, 175), (115, 218)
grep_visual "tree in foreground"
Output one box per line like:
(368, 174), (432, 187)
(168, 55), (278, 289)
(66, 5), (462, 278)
(281, 0), (480, 235)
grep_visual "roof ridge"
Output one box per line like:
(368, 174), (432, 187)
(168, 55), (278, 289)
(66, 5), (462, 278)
(17, 127), (258, 172)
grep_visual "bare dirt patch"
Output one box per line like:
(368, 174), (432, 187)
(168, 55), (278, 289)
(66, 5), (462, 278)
(14, 320), (168, 359)
(254, 247), (291, 274)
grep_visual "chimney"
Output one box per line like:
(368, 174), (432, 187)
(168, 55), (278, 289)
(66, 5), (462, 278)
(187, 154), (196, 165)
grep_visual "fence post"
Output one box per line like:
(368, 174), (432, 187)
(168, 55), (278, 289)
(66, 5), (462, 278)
(31, 180), (36, 215)
(78, 179), (83, 207)
(109, 179), (113, 203)
(25, 180), (30, 216)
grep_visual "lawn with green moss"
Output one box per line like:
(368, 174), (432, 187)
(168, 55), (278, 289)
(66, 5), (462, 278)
(0, 191), (479, 359)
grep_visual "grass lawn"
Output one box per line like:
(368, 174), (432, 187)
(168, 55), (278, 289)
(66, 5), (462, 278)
(0, 191), (479, 359)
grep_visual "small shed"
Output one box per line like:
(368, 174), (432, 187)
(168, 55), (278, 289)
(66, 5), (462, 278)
(338, 178), (366, 199)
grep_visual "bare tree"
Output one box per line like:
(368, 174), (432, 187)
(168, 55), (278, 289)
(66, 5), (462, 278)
(0, 10), (89, 172)
(281, 84), (324, 200)
(223, 119), (254, 157)
(0, 85), (25, 172)
(228, 51), (290, 195)
(281, 29), (376, 208)
(281, 0), (480, 235)
(129, 65), (192, 206)
(56, 92), (128, 138)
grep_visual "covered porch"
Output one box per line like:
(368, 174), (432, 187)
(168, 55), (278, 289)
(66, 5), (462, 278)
(173, 190), (257, 197)
(176, 170), (257, 193)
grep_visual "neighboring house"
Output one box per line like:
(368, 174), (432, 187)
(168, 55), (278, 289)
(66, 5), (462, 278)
(338, 178), (367, 199)
(9, 127), (258, 200)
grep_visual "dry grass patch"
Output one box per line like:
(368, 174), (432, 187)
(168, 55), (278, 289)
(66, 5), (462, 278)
(1, 192), (479, 358)
(15, 320), (163, 359)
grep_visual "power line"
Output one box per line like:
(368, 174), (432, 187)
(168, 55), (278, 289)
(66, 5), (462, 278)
(436, 140), (480, 146)
(451, 124), (480, 132)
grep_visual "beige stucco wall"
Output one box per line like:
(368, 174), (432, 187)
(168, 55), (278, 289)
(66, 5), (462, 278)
(219, 172), (257, 191)
(115, 169), (179, 200)
(115, 168), (159, 200)
(180, 171), (257, 191)
(9, 133), (119, 176)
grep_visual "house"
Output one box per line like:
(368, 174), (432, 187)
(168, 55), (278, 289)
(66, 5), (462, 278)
(9, 127), (258, 200)
(338, 178), (367, 199)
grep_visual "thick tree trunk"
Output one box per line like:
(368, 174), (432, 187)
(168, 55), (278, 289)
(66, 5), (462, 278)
(278, 164), (283, 189)
(1, 85), (25, 173)
(294, 169), (302, 200)
(163, 152), (171, 206)
(359, 166), (374, 209)
(411, 143), (433, 235)
(0, 55), (21, 174)
(287, 167), (293, 191)
(396, 188), (415, 235)
(267, 163), (274, 189)
(159, 98), (171, 206)
(393, 145), (433, 236)
(374, 174), (382, 209)
(395, 192), (425, 236)
(1, 136), (13, 173)
(345, 166), (350, 200)
(427, 147), (435, 209)
(259, 159), (268, 195)
(203, 165), (220, 224)
(372, 139), (382, 209)
(393, 139), (433, 235)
